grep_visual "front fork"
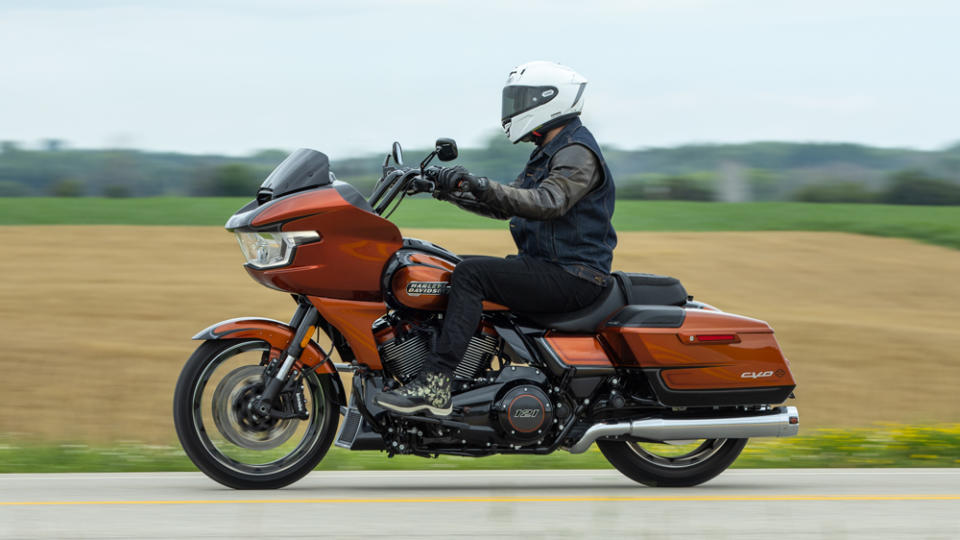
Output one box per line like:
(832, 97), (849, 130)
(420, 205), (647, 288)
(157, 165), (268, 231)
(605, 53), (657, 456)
(252, 301), (321, 416)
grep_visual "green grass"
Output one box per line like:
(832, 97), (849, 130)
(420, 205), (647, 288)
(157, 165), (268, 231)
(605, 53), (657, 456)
(1, 198), (959, 250)
(2, 425), (958, 473)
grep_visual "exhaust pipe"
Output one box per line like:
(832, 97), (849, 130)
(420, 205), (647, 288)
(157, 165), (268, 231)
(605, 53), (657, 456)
(564, 406), (799, 454)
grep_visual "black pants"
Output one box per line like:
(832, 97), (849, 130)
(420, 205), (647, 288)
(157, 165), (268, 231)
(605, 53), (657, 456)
(427, 256), (605, 373)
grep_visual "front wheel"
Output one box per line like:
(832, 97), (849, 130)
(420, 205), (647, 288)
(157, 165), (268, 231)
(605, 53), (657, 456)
(597, 438), (747, 487)
(173, 339), (338, 489)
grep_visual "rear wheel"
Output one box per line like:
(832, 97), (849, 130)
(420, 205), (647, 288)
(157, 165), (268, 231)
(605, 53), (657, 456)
(173, 339), (338, 489)
(597, 438), (747, 487)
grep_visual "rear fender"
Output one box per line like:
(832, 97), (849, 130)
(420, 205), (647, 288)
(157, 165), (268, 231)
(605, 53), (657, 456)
(193, 317), (346, 406)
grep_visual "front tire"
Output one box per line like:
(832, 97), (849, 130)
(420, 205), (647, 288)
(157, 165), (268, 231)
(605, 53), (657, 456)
(597, 438), (747, 487)
(173, 339), (338, 489)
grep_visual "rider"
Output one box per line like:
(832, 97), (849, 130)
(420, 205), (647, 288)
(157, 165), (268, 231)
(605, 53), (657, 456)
(376, 61), (617, 416)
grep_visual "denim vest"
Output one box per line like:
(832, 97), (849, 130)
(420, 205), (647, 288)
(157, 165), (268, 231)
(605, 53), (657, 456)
(509, 118), (617, 286)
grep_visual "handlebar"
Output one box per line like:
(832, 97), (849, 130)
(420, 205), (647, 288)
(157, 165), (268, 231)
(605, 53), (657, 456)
(409, 177), (435, 194)
(369, 166), (443, 215)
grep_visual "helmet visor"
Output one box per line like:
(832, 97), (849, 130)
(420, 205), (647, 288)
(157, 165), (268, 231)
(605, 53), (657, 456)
(501, 85), (558, 122)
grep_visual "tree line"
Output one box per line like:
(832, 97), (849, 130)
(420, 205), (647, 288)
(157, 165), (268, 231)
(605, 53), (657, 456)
(1, 136), (959, 204)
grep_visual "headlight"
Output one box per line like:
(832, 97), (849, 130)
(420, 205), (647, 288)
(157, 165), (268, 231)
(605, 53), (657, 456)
(235, 231), (320, 269)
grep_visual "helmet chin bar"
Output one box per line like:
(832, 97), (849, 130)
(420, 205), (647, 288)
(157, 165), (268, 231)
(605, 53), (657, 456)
(507, 113), (582, 146)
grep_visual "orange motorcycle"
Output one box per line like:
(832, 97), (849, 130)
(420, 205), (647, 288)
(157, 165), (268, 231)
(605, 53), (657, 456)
(173, 139), (798, 489)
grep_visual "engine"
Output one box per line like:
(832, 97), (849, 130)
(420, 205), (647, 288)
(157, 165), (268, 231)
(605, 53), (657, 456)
(375, 318), (500, 382)
(494, 385), (554, 443)
(374, 319), (557, 448)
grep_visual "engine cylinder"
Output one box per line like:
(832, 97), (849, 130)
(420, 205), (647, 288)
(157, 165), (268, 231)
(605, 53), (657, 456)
(377, 323), (500, 382)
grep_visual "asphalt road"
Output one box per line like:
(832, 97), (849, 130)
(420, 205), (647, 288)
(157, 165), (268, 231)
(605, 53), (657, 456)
(1, 469), (958, 539)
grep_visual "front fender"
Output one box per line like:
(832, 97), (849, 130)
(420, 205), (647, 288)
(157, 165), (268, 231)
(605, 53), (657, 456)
(193, 317), (337, 377)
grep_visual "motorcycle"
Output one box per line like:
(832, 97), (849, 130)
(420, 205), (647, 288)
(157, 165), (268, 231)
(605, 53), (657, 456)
(173, 139), (799, 490)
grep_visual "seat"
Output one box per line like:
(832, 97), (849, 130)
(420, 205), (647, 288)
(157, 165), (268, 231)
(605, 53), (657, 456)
(519, 279), (626, 333)
(613, 271), (688, 306)
(519, 271), (688, 333)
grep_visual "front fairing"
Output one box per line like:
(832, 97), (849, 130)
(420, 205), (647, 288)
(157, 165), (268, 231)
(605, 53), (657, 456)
(226, 182), (402, 301)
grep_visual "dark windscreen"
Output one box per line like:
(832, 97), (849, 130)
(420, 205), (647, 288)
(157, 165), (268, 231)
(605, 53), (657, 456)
(259, 148), (332, 201)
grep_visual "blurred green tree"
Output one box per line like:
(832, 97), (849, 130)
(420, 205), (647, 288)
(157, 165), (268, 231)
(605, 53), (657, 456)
(0, 141), (21, 155)
(663, 176), (714, 201)
(882, 169), (960, 205)
(103, 184), (132, 198)
(49, 179), (85, 197)
(0, 180), (30, 196)
(792, 181), (876, 203)
(193, 164), (260, 196)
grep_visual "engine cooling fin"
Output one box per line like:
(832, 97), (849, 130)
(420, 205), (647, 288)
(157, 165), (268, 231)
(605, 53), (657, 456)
(379, 330), (499, 382)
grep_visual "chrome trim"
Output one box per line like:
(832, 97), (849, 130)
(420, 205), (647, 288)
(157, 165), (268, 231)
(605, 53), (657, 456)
(274, 353), (298, 381)
(564, 406), (799, 454)
(191, 316), (288, 340)
(566, 423), (631, 454)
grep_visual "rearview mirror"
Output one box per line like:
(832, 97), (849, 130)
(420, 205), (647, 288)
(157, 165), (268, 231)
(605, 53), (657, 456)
(435, 138), (458, 162)
(391, 141), (404, 166)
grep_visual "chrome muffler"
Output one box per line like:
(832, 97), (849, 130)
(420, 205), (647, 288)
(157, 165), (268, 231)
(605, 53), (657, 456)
(564, 406), (799, 454)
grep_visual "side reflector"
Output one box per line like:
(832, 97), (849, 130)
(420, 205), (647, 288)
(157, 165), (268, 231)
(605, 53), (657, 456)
(698, 334), (737, 342)
(300, 326), (316, 348)
(678, 333), (741, 345)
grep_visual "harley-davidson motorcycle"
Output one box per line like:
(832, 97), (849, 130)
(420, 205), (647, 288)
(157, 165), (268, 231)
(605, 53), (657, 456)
(173, 139), (799, 490)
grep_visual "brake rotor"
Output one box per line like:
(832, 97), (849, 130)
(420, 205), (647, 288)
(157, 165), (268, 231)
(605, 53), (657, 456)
(211, 365), (299, 450)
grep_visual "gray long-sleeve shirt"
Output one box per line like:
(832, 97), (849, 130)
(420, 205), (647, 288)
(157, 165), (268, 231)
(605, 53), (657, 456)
(441, 143), (601, 221)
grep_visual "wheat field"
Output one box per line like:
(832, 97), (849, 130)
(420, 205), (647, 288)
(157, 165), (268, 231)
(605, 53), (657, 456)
(1, 226), (957, 443)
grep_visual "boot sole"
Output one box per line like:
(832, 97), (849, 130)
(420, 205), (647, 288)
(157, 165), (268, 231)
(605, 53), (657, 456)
(374, 398), (452, 417)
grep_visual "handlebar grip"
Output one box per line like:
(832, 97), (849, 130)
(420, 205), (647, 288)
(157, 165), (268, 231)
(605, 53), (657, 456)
(411, 178), (435, 192)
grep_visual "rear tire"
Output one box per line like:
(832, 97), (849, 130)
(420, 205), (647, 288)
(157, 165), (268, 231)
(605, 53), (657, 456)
(597, 438), (747, 487)
(174, 339), (338, 490)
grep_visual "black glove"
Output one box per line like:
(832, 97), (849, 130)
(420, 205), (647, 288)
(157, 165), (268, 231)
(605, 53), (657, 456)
(436, 166), (489, 195)
(436, 166), (467, 193)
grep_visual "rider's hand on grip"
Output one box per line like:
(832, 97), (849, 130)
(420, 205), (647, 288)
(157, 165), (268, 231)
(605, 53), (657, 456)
(459, 174), (489, 194)
(436, 166), (489, 195)
(435, 166), (468, 194)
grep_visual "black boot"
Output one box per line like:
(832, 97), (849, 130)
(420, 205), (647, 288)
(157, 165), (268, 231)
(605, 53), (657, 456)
(375, 370), (452, 416)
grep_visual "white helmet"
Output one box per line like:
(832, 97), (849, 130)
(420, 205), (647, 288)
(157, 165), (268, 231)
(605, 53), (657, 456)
(501, 61), (588, 144)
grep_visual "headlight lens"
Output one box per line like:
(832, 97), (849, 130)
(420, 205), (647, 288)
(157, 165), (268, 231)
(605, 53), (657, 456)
(235, 231), (320, 269)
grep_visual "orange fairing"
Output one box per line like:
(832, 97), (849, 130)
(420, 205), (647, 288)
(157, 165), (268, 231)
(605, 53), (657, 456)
(244, 188), (403, 301)
(204, 318), (334, 374)
(310, 296), (387, 369)
(603, 309), (796, 391)
(544, 334), (614, 367)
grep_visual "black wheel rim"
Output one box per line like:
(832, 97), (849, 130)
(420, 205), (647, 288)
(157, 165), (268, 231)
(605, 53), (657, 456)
(625, 438), (729, 469)
(190, 341), (328, 476)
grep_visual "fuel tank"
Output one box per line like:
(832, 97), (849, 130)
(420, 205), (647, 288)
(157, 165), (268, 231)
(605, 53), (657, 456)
(382, 238), (508, 312)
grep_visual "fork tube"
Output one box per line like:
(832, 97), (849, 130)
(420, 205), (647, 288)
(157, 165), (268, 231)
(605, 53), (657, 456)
(289, 300), (309, 328)
(258, 306), (320, 407)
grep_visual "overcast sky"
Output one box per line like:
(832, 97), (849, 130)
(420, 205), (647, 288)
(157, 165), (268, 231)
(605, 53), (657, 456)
(1, 0), (958, 157)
